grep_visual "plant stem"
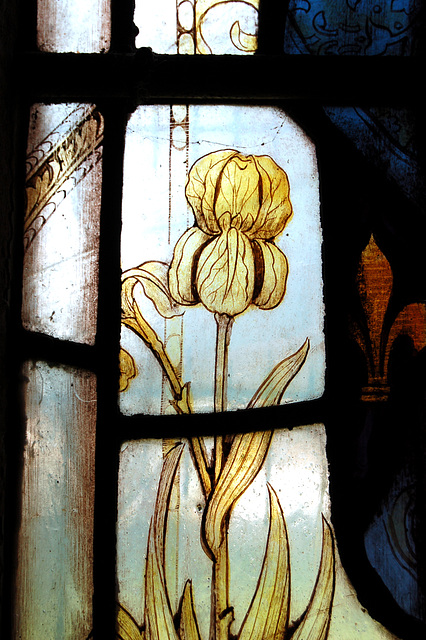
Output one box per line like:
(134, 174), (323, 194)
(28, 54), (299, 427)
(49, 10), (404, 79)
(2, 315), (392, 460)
(211, 314), (234, 640)
(213, 313), (233, 480)
(210, 528), (233, 640)
(214, 313), (233, 413)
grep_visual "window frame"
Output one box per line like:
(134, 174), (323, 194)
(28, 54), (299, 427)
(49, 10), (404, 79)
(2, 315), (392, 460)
(1, 1), (426, 639)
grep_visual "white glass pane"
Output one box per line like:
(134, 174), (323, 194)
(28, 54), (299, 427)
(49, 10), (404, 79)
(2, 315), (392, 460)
(37, 0), (111, 53)
(15, 362), (96, 640)
(120, 105), (325, 415)
(134, 0), (259, 54)
(22, 103), (103, 345)
(117, 426), (399, 639)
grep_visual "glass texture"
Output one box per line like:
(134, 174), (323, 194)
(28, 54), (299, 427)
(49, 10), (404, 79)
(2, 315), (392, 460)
(365, 465), (422, 621)
(322, 106), (425, 211)
(283, 0), (422, 56)
(117, 426), (399, 639)
(15, 362), (96, 640)
(283, 4), (425, 239)
(119, 105), (325, 415)
(37, 0), (111, 53)
(22, 103), (103, 345)
(134, 0), (259, 53)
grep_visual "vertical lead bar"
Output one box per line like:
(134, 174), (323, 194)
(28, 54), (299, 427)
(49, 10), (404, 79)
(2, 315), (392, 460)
(93, 102), (127, 639)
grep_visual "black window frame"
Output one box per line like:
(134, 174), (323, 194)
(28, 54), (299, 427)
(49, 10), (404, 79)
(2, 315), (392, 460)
(1, 1), (426, 639)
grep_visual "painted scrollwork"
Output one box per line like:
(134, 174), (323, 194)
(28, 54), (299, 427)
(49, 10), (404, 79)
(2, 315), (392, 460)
(24, 106), (104, 251)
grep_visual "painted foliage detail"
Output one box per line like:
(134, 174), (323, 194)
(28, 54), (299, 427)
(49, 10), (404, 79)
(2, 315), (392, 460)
(121, 149), (305, 414)
(176, 0), (259, 54)
(119, 151), (335, 639)
(116, 441), (335, 640)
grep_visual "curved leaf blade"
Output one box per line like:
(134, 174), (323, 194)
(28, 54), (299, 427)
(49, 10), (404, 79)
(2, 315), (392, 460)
(178, 580), (203, 640)
(204, 430), (273, 557)
(291, 516), (335, 640)
(122, 262), (186, 319)
(247, 339), (310, 409)
(116, 603), (144, 640)
(238, 484), (290, 640)
(144, 444), (184, 640)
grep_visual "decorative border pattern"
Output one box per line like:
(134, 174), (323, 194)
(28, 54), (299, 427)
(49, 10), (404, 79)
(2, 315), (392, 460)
(24, 106), (104, 252)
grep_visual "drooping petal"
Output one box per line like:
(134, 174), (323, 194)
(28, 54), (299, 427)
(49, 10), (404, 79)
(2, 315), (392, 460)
(169, 227), (212, 305)
(252, 240), (288, 310)
(196, 228), (255, 316)
(245, 155), (292, 240)
(122, 262), (186, 319)
(185, 149), (239, 234)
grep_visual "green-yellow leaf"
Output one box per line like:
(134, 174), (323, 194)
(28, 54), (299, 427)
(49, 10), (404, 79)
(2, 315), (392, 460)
(238, 484), (290, 640)
(116, 603), (145, 640)
(122, 262), (186, 320)
(247, 338), (310, 409)
(291, 516), (335, 640)
(178, 580), (203, 640)
(204, 430), (273, 558)
(144, 444), (184, 640)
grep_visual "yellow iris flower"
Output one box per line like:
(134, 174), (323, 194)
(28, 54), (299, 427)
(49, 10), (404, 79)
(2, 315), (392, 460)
(169, 149), (293, 317)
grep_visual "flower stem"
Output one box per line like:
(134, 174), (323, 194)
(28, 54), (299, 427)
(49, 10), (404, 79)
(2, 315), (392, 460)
(210, 529), (233, 640)
(214, 313), (234, 482)
(214, 313), (234, 413)
(210, 314), (234, 640)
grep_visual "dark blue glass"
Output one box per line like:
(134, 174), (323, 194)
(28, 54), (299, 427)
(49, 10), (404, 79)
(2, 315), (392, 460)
(284, 0), (422, 56)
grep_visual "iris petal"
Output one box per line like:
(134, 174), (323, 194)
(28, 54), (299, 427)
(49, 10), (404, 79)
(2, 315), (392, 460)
(253, 240), (288, 310)
(169, 227), (212, 305)
(196, 228), (255, 316)
(214, 155), (261, 227)
(185, 150), (238, 234)
(246, 156), (292, 240)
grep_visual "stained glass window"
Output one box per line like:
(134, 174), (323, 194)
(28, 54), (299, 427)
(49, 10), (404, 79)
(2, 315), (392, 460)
(120, 104), (324, 415)
(1, 2), (425, 640)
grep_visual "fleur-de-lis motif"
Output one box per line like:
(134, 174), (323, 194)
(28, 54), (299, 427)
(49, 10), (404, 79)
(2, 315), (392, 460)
(351, 235), (426, 402)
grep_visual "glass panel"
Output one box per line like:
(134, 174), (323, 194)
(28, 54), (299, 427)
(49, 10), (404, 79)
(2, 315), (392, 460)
(119, 105), (325, 415)
(365, 465), (422, 621)
(14, 362), (96, 640)
(134, 0), (259, 53)
(22, 103), (103, 345)
(37, 0), (111, 53)
(322, 106), (425, 209)
(117, 426), (399, 639)
(283, 0), (422, 56)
